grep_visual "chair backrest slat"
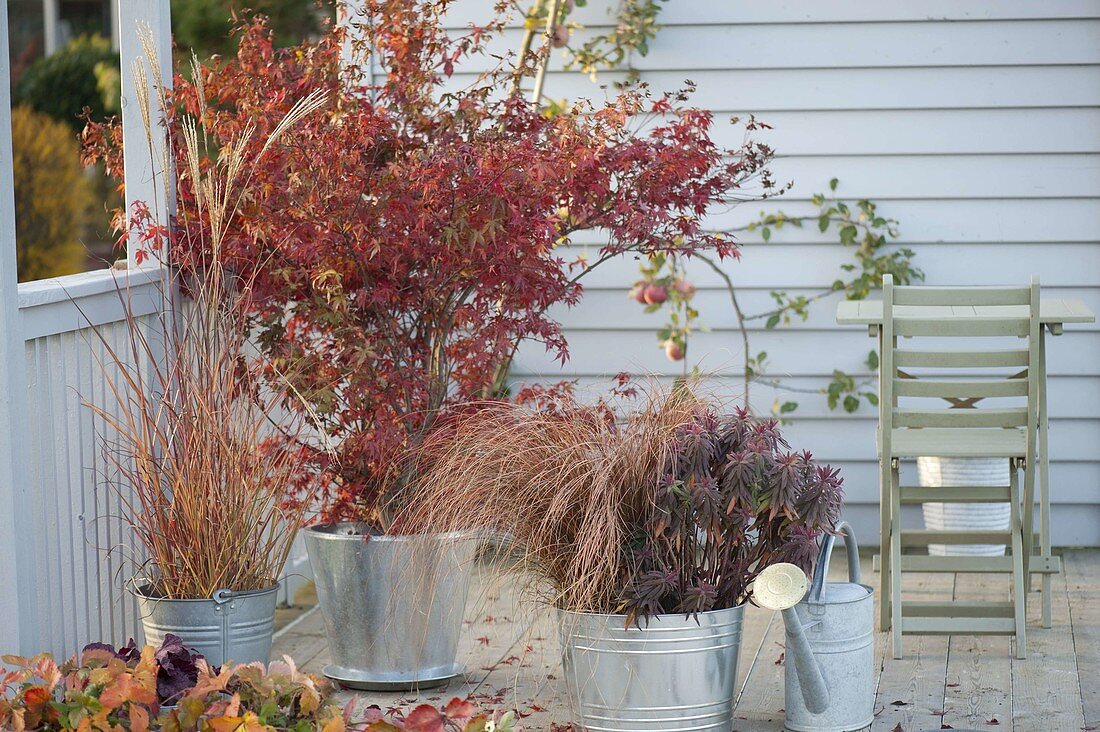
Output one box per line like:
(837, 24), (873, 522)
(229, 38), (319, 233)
(894, 349), (1029, 369)
(893, 407), (1028, 429)
(894, 378), (1028, 399)
(892, 286), (1031, 306)
(893, 317), (1029, 338)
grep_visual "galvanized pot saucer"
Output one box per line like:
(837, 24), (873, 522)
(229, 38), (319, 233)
(753, 562), (809, 611)
(322, 663), (465, 691)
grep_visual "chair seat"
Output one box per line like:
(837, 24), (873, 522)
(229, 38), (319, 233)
(881, 427), (1026, 458)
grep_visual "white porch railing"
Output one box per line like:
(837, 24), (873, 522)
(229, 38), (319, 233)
(0, 0), (322, 657)
(1, 0), (178, 656)
(14, 266), (315, 658)
(17, 268), (165, 656)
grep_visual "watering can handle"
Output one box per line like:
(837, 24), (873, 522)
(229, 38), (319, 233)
(810, 521), (860, 602)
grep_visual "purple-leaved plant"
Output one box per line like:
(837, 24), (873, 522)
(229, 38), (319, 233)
(623, 405), (843, 625)
(81, 633), (204, 706)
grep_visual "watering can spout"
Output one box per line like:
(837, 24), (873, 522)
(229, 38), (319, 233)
(781, 606), (831, 714)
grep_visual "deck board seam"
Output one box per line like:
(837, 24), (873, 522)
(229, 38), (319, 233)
(1065, 553), (1095, 728)
(733, 609), (777, 711)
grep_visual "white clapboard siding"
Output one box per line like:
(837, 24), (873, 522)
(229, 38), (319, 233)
(17, 270), (169, 657)
(549, 287), (1099, 334)
(453, 21), (1100, 72)
(444, 1), (1100, 27)
(445, 0), (1100, 546)
(444, 67), (1100, 111)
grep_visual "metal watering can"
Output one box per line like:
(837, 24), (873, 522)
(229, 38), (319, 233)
(754, 522), (875, 732)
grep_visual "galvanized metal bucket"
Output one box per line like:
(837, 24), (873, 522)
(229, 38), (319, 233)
(134, 583), (279, 667)
(558, 605), (745, 732)
(783, 523), (875, 732)
(304, 524), (478, 690)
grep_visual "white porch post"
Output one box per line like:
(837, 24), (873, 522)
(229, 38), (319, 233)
(118, 0), (174, 268)
(109, 0), (121, 52)
(42, 0), (60, 54)
(0, 0), (32, 654)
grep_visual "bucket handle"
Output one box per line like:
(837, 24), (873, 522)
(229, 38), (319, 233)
(809, 521), (859, 603)
(212, 589), (235, 605)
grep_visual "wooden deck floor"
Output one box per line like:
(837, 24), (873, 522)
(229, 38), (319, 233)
(271, 549), (1100, 731)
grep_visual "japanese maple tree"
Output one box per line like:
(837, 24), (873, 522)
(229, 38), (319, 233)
(83, 0), (775, 527)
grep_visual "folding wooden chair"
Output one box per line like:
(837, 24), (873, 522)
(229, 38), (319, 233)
(878, 274), (1040, 660)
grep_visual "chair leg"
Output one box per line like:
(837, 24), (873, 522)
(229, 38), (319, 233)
(879, 457), (892, 632)
(1022, 454), (1036, 589)
(1038, 373), (1053, 629)
(890, 460), (903, 659)
(1010, 466), (1027, 660)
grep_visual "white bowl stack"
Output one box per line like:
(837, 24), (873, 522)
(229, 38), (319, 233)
(917, 456), (1011, 556)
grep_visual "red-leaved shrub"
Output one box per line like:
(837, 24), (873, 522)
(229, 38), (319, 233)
(83, 0), (775, 526)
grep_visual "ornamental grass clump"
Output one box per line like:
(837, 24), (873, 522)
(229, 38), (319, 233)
(84, 45), (329, 598)
(401, 388), (843, 623)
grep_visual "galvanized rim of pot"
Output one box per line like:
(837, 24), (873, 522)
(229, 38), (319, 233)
(304, 522), (481, 542)
(130, 581), (280, 602)
(556, 602), (747, 620)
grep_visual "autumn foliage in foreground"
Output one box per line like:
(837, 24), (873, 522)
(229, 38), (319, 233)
(83, 0), (775, 525)
(0, 644), (512, 731)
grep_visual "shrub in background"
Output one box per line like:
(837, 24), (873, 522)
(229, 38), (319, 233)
(171, 0), (326, 59)
(85, 1), (776, 528)
(11, 106), (92, 282)
(14, 35), (119, 131)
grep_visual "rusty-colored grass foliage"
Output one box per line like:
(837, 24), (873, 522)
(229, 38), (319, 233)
(83, 45), (328, 599)
(397, 391), (702, 614)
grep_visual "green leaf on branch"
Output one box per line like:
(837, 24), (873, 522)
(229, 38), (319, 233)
(839, 224), (857, 245)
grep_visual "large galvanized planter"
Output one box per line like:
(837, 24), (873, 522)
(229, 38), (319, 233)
(558, 605), (745, 732)
(304, 524), (477, 690)
(134, 583), (279, 667)
(918, 456), (1010, 556)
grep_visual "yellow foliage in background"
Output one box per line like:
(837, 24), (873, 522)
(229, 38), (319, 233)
(11, 105), (94, 282)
